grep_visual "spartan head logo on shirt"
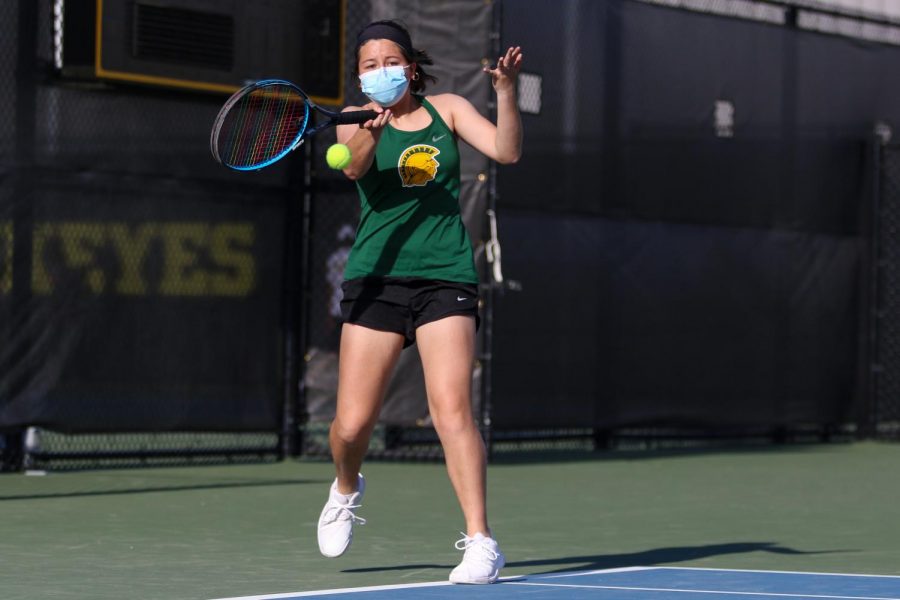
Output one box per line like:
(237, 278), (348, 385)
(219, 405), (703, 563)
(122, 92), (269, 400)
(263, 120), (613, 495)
(398, 144), (440, 187)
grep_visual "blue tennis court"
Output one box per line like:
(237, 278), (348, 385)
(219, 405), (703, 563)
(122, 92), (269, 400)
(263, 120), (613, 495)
(211, 567), (900, 600)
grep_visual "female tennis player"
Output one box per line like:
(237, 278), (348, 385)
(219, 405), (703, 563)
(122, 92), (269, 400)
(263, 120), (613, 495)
(315, 20), (522, 585)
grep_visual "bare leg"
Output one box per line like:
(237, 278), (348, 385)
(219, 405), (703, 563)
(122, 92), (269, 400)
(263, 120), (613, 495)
(416, 315), (489, 536)
(330, 323), (404, 494)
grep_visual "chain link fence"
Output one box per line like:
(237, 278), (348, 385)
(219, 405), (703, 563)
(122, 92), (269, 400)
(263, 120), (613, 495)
(5, 0), (897, 471)
(299, 0), (495, 460)
(0, 2), (14, 166)
(636, 0), (900, 46)
(0, 1), (292, 470)
(0, 0), (15, 470)
(873, 143), (900, 439)
(0, 0), (498, 469)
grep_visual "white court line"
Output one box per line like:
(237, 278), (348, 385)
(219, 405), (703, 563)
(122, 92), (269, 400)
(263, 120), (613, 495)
(536, 566), (652, 579)
(209, 575), (549, 600)
(207, 567), (650, 600)
(211, 572), (647, 600)
(207, 580), (455, 600)
(209, 566), (900, 600)
(507, 581), (900, 600)
(653, 567), (900, 580)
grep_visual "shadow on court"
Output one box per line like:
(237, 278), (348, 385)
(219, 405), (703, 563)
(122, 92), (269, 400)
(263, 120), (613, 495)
(0, 478), (330, 501)
(341, 542), (852, 574)
(489, 442), (852, 465)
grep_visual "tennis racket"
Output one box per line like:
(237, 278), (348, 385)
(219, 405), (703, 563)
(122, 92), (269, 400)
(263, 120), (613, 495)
(210, 79), (377, 171)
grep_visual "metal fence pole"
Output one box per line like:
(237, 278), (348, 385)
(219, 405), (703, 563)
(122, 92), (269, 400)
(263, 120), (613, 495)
(479, 0), (505, 461)
(279, 146), (308, 459)
(864, 137), (883, 439)
(294, 139), (316, 457)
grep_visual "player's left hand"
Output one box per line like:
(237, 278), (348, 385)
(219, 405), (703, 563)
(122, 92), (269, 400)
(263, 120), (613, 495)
(484, 46), (523, 94)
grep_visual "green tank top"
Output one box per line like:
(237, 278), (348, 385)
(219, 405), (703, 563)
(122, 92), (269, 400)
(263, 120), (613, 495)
(343, 96), (478, 284)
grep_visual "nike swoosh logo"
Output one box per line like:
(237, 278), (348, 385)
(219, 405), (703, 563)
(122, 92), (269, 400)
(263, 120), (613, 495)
(433, 134), (447, 143)
(457, 296), (467, 301)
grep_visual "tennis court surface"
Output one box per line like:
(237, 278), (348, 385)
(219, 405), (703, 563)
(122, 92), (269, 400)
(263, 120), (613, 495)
(4, 442), (900, 600)
(213, 567), (900, 599)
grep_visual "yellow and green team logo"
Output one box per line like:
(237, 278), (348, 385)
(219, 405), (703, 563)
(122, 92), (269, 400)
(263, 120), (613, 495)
(398, 144), (440, 188)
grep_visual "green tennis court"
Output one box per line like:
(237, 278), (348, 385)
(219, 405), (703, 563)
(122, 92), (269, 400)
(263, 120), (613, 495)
(2, 442), (898, 600)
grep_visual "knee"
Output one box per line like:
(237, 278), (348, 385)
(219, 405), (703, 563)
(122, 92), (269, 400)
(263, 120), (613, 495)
(331, 416), (374, 447)
(429, 397), (476, 436)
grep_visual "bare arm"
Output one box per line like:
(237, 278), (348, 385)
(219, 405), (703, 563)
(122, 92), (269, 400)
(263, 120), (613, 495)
(450, 46), (523, 164)
(335, 103), (393, 180)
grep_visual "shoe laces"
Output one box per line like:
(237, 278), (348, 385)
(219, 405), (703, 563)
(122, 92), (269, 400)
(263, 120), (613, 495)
(322, 500), (367, 526)
(454, 533), (499, 561)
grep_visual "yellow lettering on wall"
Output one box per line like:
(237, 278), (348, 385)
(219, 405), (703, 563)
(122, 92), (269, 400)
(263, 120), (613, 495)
(58, 223), (106, 294)
(210, 223), (256, 296)
(109, 223), (158, 295)
(27, 220), (258, 297)
(159, 223), (208, 296)
(0, 221), (11, 294)
(31, 223), (54, 294)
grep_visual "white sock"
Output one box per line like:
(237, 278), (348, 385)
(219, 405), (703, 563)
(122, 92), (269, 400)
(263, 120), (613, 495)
(331, 483), (357, 504)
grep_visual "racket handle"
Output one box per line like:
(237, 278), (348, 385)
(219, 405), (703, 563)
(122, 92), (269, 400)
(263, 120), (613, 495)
(335, 110), (379, 125)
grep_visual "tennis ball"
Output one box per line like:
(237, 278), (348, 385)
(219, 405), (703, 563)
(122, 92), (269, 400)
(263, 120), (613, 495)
(326, 143), (352, 170)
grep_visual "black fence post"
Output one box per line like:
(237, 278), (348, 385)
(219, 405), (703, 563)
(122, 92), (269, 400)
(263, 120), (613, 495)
(0, 431), (23, 472)
(279, 127), (311, 460)
(479, 0), (506, 462)
(864, 136), (885, 439)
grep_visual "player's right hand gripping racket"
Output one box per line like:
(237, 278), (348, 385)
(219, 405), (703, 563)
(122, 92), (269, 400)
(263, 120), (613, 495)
(210, 79), (377, 171)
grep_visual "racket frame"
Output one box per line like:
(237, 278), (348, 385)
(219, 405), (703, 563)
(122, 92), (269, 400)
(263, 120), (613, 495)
(211, 79), (364, 171)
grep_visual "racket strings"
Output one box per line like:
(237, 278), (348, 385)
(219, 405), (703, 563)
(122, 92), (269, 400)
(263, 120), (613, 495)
(219, 86), (308, 168)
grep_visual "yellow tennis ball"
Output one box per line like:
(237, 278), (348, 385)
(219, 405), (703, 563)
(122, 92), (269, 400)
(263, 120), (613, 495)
(326, 143), (352, 170)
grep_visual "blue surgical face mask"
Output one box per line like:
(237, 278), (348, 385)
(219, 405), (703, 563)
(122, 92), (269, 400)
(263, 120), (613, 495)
(359, 65), (411, 107)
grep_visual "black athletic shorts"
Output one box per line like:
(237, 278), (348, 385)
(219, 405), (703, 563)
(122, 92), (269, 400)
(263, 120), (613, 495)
(340, 277), (480, 347)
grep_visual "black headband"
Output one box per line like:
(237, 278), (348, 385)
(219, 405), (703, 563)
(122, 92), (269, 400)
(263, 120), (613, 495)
(356, 22), (413, 57)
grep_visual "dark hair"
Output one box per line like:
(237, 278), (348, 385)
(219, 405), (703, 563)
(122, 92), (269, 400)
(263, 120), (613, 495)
(355, 20), (437, 93)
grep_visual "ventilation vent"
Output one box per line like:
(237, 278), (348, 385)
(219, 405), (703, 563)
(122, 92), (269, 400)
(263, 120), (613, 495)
(132, 3), (234, 70)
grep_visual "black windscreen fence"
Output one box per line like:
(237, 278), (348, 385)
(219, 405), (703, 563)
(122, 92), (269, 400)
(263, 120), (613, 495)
(491, 212), (861, 431)
(0, 0), (300, 469)
(4, 0), (900, 471)
(1, 171), (286, 432)
(492, 0), (900, 439)
(502, 0), (896, 231)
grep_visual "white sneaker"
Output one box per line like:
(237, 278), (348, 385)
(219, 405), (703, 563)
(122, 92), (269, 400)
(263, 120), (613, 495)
(317, 474), (366, 558)
(449, 532), (505, 584)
